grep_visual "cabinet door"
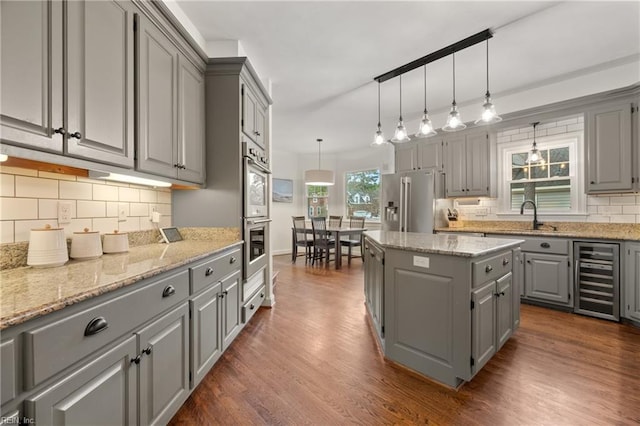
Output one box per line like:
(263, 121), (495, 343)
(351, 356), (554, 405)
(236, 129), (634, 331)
(395, 143), (416, 172)
(512, 248), (523, 329)
(137, 16), (178, 178)
(444, 136), (467, 197)
(418, 140), (442, 170)
(177, 55), (205, 183)
(625, 243), (640, 322)
(66, 0), (134, 167)
(0, 0), (63, 152)
(471, 280), (496, 374)
(586, 103), (633, 193)
(137, 303), (189, 426)
(222, 272), (242, 350)
(466, 132), (490, 196)
(496, 272), (513, 351)
(25, 336), (137, 426)
(363, 243), (373, 311)
(524, 252), (570, 304)
(372, 245), (384, 338)
(255, 102), (267, 148)
(242, 84), (257, 142)
(190, 283), (222, 388)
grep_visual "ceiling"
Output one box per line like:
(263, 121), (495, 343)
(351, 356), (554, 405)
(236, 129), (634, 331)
(176, 1), (640, 154)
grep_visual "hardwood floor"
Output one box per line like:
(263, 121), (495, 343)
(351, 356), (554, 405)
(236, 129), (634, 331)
(170, 255), (640, 425)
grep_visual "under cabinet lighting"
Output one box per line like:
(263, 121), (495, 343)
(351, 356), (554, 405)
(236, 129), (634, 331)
(89, 171), (172, 187)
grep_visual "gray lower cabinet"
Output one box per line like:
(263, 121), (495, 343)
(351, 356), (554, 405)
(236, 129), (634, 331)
(624, 243), (640, 322)
(25, 336), (138, 426)
(137, 303), (190, 426)
(1, 0), (135, 167)
(136, 13), (205, 183)
(363, 239), (384, 342)
(221, 272), (242, 349)
(524, 252), (571, 304)
(190, 282), (223, 388)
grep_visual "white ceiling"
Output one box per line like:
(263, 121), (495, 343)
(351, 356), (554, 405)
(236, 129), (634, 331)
(176, 1), (640, 154)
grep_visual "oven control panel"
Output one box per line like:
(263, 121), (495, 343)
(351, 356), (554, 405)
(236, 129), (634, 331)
(243, 141), (270, 170)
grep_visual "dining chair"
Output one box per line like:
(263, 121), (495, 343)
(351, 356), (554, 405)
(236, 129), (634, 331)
(328, 215), (343, 228)
(311, 216), (336, 266)
(292, 216), (313, 264)
(340, 216), (365, 265)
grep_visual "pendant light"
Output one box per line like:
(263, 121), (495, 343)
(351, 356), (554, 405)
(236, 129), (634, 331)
(415, 65), (437, 138)
(475, 39), (502, 125)
(372, 82), (387, 146)
(527, 122), (543, 165)
(442, 52), (466, 132)
(304, 138), (335, 186)
(390, 75), (410, 143)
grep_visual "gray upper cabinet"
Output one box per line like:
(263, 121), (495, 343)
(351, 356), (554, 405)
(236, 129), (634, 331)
(25, 336), (138, 426)
(177, 56), (205, 183)
(137, 14), (205, 184)
(242, 82), (268, 148)
(586, 102), (633, 193)
(624, 243), (640, 322)
(395, 140), (442, 173)
(1, 0), (135, 167)
(445, 131), (489, 198)
(66, 0), (135, 167)
(1, 0), (63, 153)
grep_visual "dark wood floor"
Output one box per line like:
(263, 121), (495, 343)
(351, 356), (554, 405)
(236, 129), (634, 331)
(170, 255), (640, 425)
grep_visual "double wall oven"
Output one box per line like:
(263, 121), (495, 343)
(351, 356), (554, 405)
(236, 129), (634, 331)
(243, 141), (270, 281)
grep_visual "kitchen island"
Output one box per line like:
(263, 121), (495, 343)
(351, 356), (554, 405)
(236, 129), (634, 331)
(363, 231), (523, 388)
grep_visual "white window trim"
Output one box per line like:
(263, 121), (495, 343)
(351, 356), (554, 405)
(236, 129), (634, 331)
(496, 131), (587, 217)
(344, 167), (381, 223)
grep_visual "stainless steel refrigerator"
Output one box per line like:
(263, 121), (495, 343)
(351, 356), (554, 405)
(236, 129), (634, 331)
(381, 170), (439, 233)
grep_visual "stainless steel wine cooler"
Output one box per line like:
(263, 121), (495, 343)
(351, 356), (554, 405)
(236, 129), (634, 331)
(574, 242), (620, 321)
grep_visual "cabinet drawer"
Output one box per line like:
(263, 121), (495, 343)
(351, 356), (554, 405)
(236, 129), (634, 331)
(1, 339), (17, 405)
(23, 270), (189, 390)
(190, 248), (241, 294)
(242, 285), (265, 324)
(521, 237), (569, 255)
(473, 251), (512, 287)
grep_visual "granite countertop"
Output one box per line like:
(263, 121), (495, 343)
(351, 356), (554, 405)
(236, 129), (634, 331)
(434, 221), (640, 241)
(0, 237), (242, 330)
(364, 230), (522, 257)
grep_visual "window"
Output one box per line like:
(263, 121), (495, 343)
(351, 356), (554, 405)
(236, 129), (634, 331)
(307, 185), (328, 218)
(500, 133), (584, 214)
(345, 169), (380, 221)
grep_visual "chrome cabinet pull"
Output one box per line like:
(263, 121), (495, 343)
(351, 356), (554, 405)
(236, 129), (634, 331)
(162, 285), (175, 298)
(485, 264), (493, 273)
(503, 258), (510, 266)
(229, 257), (237, 264)
(205, 267), (214, 276)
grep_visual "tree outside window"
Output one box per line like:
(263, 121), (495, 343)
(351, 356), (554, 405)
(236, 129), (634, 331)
(345, 169), (380, 221)
(307, 185), (328, 218)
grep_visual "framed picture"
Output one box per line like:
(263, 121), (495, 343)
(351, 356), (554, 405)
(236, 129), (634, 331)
(272, 178), (293, 203)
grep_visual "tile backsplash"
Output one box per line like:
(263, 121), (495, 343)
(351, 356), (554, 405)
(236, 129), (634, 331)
(0, 166), (172, 243)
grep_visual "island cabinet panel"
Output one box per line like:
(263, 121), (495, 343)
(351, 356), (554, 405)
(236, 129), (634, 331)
(496, 273), (514, 350)
(363, 237), (385, 342)
(384, 249), (471, 388)
(471, 281), (496, 373)
(24, 336), (138, 426)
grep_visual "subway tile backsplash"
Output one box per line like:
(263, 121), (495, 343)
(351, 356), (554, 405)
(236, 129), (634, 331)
(0, 166), (172, 243)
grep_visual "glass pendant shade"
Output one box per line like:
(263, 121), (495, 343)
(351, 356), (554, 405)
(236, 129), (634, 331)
(415, 66), (437, 138)
(305, 138), (335, 185)
(372, 125), (386, 146)
(527, 122), (542, 165)
(443, 102), (466, 132)
(390, 75), (411, 143)
(475, 40), (501, 125)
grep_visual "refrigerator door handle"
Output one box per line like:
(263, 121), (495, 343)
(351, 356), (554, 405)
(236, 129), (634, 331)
(399, 178), (405, 232)
(405, 177), (411, 232)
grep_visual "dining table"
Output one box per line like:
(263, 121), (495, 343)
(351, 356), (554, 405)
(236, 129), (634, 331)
(291, 225), (367, 269)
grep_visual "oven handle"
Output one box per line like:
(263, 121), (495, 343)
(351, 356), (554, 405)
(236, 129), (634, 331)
(246, 218), (272, 225)
(245, 157), (271, 174)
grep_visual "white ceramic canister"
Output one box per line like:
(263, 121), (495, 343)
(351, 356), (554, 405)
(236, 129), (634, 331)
(70, 228), (103, 259)
(102, 230), (129, 254)
(27, 224), (69, 268)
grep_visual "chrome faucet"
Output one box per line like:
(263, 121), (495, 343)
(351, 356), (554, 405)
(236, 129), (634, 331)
(520, 199), (543, 230)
